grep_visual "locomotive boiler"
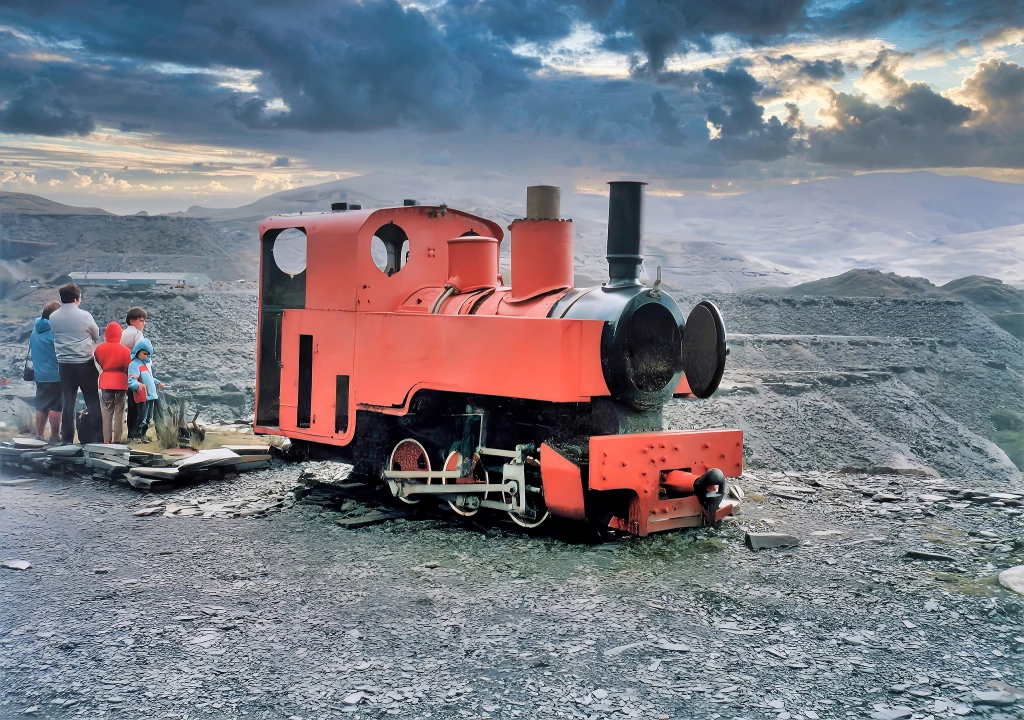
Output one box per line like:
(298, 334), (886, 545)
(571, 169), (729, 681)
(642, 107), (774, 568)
(253, 182), (742, 536)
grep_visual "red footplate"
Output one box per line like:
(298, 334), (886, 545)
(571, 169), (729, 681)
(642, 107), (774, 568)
(541, 429), (743, 536)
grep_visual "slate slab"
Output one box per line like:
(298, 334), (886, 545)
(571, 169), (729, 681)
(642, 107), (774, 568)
(47, 445), (83, 457)
(999, 566), (1024, 595)
(0, 478), (37, 487)
(1, 559), (32, 570)
(221, 445), (273, 456)
(83, 443), (129, 454)
(745, 532), (800, 550)
(11, 437), (47, 449)
(86, 457), (130, 473)
(972, 690), (1018, 706)
(335, 510), (401, 529)
(905, 550), (956, 562)
(174, 448), (240, 469)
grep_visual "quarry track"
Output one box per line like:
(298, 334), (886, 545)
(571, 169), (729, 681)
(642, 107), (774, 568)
(1, 464), (1022, 719)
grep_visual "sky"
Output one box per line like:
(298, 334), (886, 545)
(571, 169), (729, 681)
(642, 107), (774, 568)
(0, 0), (1022, 214)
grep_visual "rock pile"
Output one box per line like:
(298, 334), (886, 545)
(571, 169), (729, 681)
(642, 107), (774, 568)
(0, 437), (271, 490)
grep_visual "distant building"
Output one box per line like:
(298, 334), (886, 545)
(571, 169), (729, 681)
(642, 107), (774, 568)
(68, 271), (211, 287)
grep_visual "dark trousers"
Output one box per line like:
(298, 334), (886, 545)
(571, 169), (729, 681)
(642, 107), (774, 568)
(126, 392), (138, 438)
(134, 399), (156, 438)
(58, 361), (102, 444)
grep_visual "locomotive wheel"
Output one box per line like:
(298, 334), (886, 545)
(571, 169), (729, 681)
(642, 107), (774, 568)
(389, 438), (433, 505)
(501, 485), (550, 529)
(441, 451), (481, 517)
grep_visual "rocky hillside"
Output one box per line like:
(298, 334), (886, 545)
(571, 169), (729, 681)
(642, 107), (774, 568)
(670, 292), (1024, 478)
(754, 269), (1024, 341)
(0, 212), (257, 286)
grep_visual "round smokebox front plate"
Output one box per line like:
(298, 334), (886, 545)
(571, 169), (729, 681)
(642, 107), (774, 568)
(680, 301), (727, 399)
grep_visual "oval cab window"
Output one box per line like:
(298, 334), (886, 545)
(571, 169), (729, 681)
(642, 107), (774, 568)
(273, 228), (307, 276)
(370, 223), (410, 276)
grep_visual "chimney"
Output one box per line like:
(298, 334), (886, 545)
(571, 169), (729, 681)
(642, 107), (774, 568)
(508, 185), (574, 303)
(606, 181), (646, 286)
(526, 185), (560, 220)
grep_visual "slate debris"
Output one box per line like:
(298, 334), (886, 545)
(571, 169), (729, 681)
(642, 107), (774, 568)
(0, 438), (271, 489)
(2, 461), (1024, 719)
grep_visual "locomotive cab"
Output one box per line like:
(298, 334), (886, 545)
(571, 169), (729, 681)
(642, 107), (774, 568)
(254, 183), (743, 537)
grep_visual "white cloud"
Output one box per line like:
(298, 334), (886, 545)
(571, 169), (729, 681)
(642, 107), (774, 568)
(0, 171), (37, 188)
(67, 169), (93, 188)
(47, 178), (62, 187)
(183, 180), (231, 193)
(96, 172), (132, 190)
(94, 173), (156, 191)
(253, 173), (294, 191)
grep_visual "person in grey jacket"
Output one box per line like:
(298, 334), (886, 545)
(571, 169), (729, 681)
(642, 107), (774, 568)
(48, 283), (102, 444)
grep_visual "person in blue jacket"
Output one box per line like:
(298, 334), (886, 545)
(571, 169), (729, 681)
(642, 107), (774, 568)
(127, 338), (163, 441)
(30, 301), (62, 442)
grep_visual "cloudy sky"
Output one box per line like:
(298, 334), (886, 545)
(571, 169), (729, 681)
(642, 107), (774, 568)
(0, 0), (1022, 213)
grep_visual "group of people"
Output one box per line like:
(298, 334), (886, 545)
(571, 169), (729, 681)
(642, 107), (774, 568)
(28, 282), (163, 445)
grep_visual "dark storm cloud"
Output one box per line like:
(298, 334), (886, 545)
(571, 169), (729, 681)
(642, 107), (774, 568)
(649, 91), (687, 146)
(696, 62), (800, 160)
(1, 0), (536, 134)
(798, 59), (846, 81)
(559, 0), (1019, 75)
(765, 55), (848, 81)
(0, 77), (94, 136)
(118, 120), (151, 132)
(1, 0), (1023, 179)
(579, 0), (810, 74)
(437, 0), (575, 44)
(819, 0), (1024, 38)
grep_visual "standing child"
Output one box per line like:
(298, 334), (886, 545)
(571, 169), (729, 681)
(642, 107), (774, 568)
(120, 307), (147, 440)
(127, 338), (162, 441)
(94, 322), (131, 443)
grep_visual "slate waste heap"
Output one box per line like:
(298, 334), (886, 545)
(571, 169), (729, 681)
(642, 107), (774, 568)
(0, 436), (271, 491)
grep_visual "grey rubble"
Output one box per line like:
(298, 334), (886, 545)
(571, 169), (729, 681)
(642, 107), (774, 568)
(1, 463), (1023, 719)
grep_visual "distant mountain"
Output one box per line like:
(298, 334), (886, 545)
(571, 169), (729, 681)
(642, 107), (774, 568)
(172, 170), (1024, 293)
(942, 275), (1024, 341)
(4, 170), (1024, 294)
(751, 268), (943, 298)
(753, 268), (1024, 341)
(0, 191), (111, 216)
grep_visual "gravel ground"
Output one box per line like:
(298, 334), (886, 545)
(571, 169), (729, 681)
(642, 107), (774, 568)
(2, 463), (1023, 720)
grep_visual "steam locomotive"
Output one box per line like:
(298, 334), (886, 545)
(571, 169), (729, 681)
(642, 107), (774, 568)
(253, 182), (742, 536)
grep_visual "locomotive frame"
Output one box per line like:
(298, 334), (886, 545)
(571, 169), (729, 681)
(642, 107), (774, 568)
(253, 183), (743, 536)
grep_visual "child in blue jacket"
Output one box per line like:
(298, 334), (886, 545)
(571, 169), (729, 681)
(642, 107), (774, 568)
(127, 338), (163, 441)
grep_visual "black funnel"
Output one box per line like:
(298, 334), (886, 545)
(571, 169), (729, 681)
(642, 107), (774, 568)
(606, 181), (646, 286)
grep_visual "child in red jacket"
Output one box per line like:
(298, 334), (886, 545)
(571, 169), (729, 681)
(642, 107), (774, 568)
(94, 322), (132, 443)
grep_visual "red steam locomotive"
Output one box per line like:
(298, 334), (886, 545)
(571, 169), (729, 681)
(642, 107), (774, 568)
(253, 182), (742, 536)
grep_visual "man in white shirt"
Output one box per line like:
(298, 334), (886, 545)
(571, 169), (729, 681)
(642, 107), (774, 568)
(48, 283), (102, 444)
